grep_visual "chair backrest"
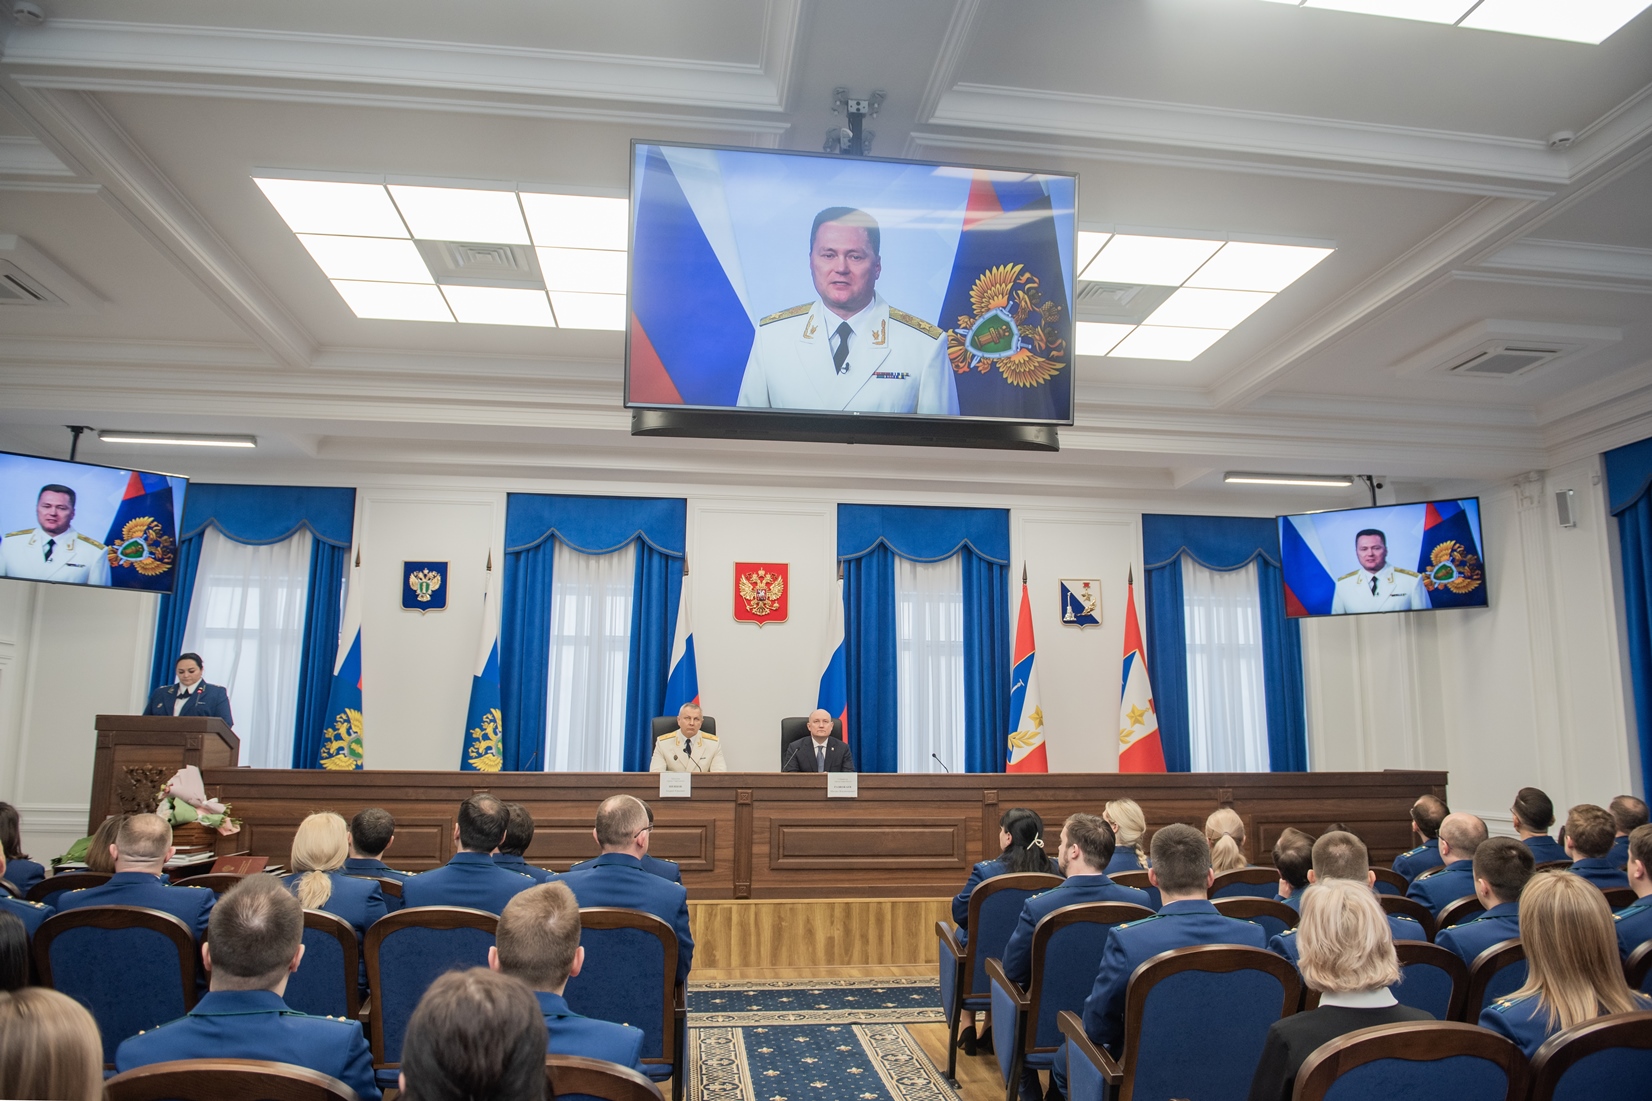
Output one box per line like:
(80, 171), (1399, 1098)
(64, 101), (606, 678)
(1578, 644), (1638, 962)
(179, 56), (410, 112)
(1211, 867), (1279, 900)
(1464, 939), (1528, 1021)
(1527, 1009), (1652, 1101)
(26, 871), (111, 905)
(284, 909), (360, 1019)
(106, 1057), (364, 1101)
(1626, 939), (1652, 995)
(562, 907), (680, 1070)
(1293, 1020), (1529, 1101)
(169, 872), (250, 895)
(1109, 869), (1159, 909)
(1600, 887), (1636, 911)
(1370, 868), (1410, 896)
(365, 906), (497, 1068)
(780, 717), (841, 766)
(548, 1054), (665, 1101)
(1393, 940), (1470, 1020)
(34, 905), (198, 1065)
(0, 877), (19, 899)
(1212, 897), (1299, 942)
(1438, 895), (1486, 929)
(1021, 902), (1155, 1054)
(649, 715), (717, 740)
(345, 874), (402, 899)
(1119, 945), (1301, 1101)
(963, 873), (1063, 997)
(1378, 894), (1438, 941)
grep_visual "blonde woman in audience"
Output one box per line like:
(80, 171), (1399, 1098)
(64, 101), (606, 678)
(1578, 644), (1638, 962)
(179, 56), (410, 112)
(1479, 870), (1650, 1057)
(1206, 807), (1249, 874)
(399, 967), (548, 1101)
(1247, 879), (1432, 1101)
(1103, 798), (1148, 873)
(282, 811), (387, 976)
(0, 987), (105, 1101)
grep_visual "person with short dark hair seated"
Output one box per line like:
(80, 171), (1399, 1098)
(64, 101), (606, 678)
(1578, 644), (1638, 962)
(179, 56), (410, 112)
(490, 881), (644, 1070)
(1393, 794), (1449, 883)
(493, 802), (557, 884)
(1512, 786), (1567, 864)
(398, 968), (547, 1101)
(1247, 879), (1434, 1101)
(1608, 796), (1647, 868)
(1405, 812), (1486, 918)
(403, 794), (537, 914)
(344, 807), (414, 901)
(114, 874), (380, 1100)
(54, 813), (214, 940)
(0, 853), (52, 940)
(1478, 870), (1651, 1057)
(1614, 823), (1652, 958)
(1436, 836), (1532, 966)
(1564, 803), (1630, 890)
(1269, 831), (1426, 965)
(1272, 828), (1313, 910)
(0, 986), (105, 1101)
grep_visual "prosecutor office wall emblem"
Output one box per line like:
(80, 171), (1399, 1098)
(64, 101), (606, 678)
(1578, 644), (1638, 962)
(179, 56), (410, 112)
(107, 517), (176, 577)
(946, 263), (1066, 387)
(734, 561), (788, 626)
(402, 560), (448, 612)
(1421, 541), (1483, 595)
(1060, 579), (1101, 627)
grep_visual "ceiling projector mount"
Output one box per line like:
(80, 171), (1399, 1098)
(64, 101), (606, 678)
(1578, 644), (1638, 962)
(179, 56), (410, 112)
(824, 87), (884, 157)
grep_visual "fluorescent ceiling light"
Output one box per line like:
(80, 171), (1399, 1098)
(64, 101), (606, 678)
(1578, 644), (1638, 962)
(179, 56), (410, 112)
(537, 247), (627, 294)
(388, 185), (530, 245)
(1082, 235), (1224, 286)
(1225, 472), (1355, 487)
(1075, 322), (1136, 357)
(332, 280), (454, 322)
(255, 178), (409, 237)
(1185, 242), (1333, 292)
(1460, 0), (1650, 43)
(441, 285), (556, 327)
(1108, 325), (1227, 361)
(297, 235), (432, 283)
(1075, 231), (1112, 276)
(1144, 288), (1274, 330)
(1304, 0), (1471, 24)
(521, 194), (629, 250)
(549, 291), (627, 331)
(97, 431), (257, 448)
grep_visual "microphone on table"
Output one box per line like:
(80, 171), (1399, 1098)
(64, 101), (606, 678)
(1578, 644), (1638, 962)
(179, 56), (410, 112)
(931, 753), (951, 773)
(781, 740), (804, 773)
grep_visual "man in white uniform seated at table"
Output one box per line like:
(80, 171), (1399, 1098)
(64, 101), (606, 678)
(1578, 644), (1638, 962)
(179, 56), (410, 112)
(650, 703), (726, 773)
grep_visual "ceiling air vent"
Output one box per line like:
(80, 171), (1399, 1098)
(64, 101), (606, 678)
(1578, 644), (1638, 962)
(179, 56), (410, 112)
(1447, 345), (1566, 377)
(1395, 321), (1620, 382)
(0, 260), (64, 305)
(415, 240), (544, 289)
(1074, 281), (1175, 325)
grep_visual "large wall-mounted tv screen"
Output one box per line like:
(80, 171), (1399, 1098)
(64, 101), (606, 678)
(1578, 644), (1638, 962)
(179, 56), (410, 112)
(1278, 498), (1487, 618)
(0, 450), (188, 593)
(626, 142), (1078, 426)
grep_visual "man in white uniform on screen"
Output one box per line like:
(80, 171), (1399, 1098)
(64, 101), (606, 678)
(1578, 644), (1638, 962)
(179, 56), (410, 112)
(0, 483), (109, 585)
(735, 207), (959, 416)
(1330, 527), (1425, 614)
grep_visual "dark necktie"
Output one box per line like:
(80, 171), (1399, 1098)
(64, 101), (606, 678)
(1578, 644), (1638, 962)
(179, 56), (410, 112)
(43, 538), (54, 562)
(816, 744), (826, 772)
(1370, 576), (1378, 596)
(684, 737), (694, 758)
(832, 322), (852, 374)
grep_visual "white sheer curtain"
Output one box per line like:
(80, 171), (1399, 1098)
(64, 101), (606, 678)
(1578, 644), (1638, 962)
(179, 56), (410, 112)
(543, 539), (636, 771)
(896, 553), (966, 774)
(180, 527), (312, 769)
(1182, 557), (1270, 771)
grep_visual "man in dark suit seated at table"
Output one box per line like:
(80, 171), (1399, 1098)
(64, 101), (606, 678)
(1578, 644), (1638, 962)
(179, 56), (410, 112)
(1609, 796), (1647, 868)
(1270, 831), (1428, 965)
(114, 874), (380, 1100)
(782, 709), (855, 772)
(1405, 812), (1486, 918)
(1565, 803), (1631, 890)
(344, 807), (413, 911)
(1511, 787), (1567, 864)
(1436, 836), (1532, 966)
(569, 801), (681, 884)
(493, 803), (558, 884)
(55, 812), (214, 941)
(1051, 823), (1267, 1100)
(489, 881), (644, 1071)
(403, 794), (537, 914)
(560, 795), (694, 985)
(1392, 794), (1448, 883)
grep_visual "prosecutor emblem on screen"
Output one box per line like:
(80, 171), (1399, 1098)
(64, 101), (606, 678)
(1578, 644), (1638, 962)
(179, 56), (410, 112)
(948, 264), (1066, 389)
(1060, 579), (1100, 627)
(402, 560), (448, 612)
(734, 561), (788, 626)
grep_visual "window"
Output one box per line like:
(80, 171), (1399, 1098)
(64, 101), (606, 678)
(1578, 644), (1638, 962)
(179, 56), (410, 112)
(542, 539), (635, 771)
(1182, 557), (1269, 771)
(896, 554), (966, 773)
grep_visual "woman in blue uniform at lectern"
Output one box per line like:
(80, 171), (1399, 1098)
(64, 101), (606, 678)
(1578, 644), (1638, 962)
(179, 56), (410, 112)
(145, 652), (234, 727)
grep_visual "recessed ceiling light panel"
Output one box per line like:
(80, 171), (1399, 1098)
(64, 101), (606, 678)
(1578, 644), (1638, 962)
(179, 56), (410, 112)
(1144, 288), (1274, 330)
(298, 235), (433, 283)
(537, 248), (627, 294)
(98, 431), (258, 448)
(388, 185), (531, 245)
(332, 280), (454, 322)
(1108, 325), (1227, 361)
(441, 285), (557, 327)
(1082, 235), (1224, 287)
(255, 178), (409, 237)
(1224, 472), (1355, 487)
(1074, 231), (1113, 276)
(1461, 0), (1650, 43)
(1185, 242), (1333, 292)
(1304, 0), (1472, 24)
(521, 194), (629, 250)
(549, 291), (627, 331)
(1075, 321), (1137, 357)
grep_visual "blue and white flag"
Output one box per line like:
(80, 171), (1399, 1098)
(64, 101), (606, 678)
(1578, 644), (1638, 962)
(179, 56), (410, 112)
(460, 558), (503, 771)
(662, 580), (699, 714)
(318, 547), (363, 770)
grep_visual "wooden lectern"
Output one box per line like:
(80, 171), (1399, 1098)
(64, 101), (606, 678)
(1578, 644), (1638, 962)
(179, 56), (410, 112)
(88, 715), (240, 834)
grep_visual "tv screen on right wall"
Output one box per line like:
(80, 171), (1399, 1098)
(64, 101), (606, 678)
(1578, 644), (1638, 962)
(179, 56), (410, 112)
(1278, 498), (1487, 618)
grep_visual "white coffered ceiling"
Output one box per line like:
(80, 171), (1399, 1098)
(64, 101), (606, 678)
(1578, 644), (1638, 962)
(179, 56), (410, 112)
(0, 0), (1648, 501)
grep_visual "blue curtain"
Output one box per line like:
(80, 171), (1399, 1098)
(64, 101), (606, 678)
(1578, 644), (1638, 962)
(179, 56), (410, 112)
(838, 504), (1010, 773)
(1605, 438), (1652, 798)
(499, 494), (685, 772)
(1142, 514), (1308, 772)
(150, 484), (356, 768)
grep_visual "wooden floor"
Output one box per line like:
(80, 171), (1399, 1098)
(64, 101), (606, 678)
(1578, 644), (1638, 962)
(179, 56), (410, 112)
(688, 897), (951, 971)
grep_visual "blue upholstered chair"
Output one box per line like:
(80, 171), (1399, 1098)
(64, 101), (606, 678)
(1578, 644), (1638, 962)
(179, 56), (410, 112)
(1528, 1009), (1652, 1101)
(548, 1053), (665, 1101)
(1213, 897), (1299, 942)
(1211, 867), (1279, 901)
(936, 872), (1062, 1083)
(1393, 940), (1469, 1020)
(1379, 895), (1438, 942)
(562, 907), (683, 1101)
(284, 909), (360, 1020)
(26, 871), (111, 907)
(1292, 1020), (1529, 1101)
(1371, 868), (1409, 897)
(986, 902), (1152, 1101)
(1108, 870), (1158, 910)
(1057, 944), (1300, 1101)
(1438, 896), (1486, 930)
(365, 906), (497, 1090)
(34, 905), (198, 1066)
(105, 1057), (363, 1101)
(1626, 940), (1651, 995)
(1463, 940), (1527, 1021)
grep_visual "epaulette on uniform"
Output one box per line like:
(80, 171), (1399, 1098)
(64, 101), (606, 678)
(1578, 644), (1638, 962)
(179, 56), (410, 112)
(760, 303), (811, 326)
(1116, 913), (1162, 932)
(656, 732), (676, 741)
(701, 732), (718, 741)
(76, 533), (105, 548)
(1400, 843), (1425, 857)
(1337, 570), (1360, 581)
(5, 529), (30, 538)
(889, 307), (943, 339)
(1489, 993), (1535, 1014)
(1395, 567), (1419, 577)
(1616, 903), (1649, 921)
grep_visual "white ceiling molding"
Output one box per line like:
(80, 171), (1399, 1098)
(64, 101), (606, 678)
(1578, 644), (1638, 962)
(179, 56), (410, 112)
(1564, 80), (1652, 180)
(1482, 238), (1652, 282)
(1452, 269), (1652, 296)
(915, 0), (991, 125)
(0, 135), (72, 177)
(1540, 373), (1652, 467)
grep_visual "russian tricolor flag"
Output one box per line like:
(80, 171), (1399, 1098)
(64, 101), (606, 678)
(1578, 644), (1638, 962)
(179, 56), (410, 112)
(663, 581), (700, 715)
(1118, 573), (1165, 773)
(816, 576), (847, 734)
(1006, 573), (1048, 773)
(1279, 515), (1337, 618)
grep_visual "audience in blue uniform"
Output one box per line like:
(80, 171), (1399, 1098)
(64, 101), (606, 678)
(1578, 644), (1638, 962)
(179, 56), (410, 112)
(402, 794), (537, 914)
(114, 874), (380, 1099)
(492, 802), (558, 884)
(1392, 794), (1448, 883)
(0, 854), (52, 940)
(343, 807), (413, 911)
(1512, 787), (1568, 865)
(1206, 807), (1251, 877)
(283, 811), (388, 991)
(490, 880), (645, 1070)
(1436, 836), (1531, 966)
(397, 967), (546, 1101)
(0, 805), (44, 900)
(1405, 812), (1486, 917)
(0, 986), (105, 1101)
(54, 813), (215, 941)
(561, 794), (695, 985)
(1269, 831), (1427, 965)
(1563, 803), (1630, 890)
(1271, 828), (1313, 911)
(1614, 823), (1652, 958)
(1609, 796), (1647, 869)
(569, 801), (683, 883)
(1478, 869), (1650, 1057)
(1102, 798), (1148, 874)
